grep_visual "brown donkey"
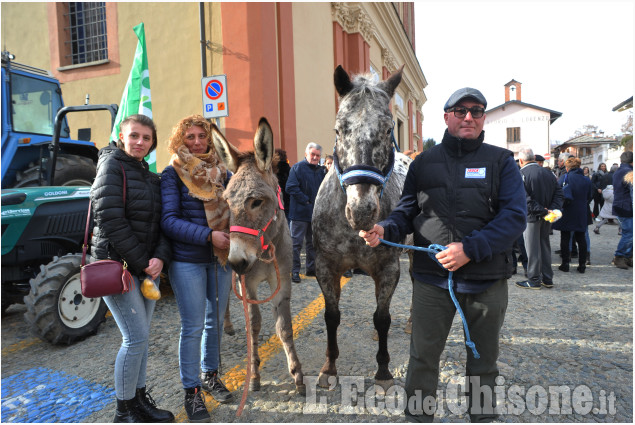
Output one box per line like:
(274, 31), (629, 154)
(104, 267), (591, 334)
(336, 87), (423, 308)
(211, 118), (305, 396)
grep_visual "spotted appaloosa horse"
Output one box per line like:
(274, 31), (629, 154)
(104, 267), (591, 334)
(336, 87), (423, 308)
(211, 118), (305, 395)
(312, 65), (409, 390)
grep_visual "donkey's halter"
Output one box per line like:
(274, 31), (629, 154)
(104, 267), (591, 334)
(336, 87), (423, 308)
(229, 185), (284, 253)
(332, 124), (399, 199)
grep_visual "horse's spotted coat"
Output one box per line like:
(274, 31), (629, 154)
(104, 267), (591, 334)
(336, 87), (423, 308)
(312, 65), (410, 388)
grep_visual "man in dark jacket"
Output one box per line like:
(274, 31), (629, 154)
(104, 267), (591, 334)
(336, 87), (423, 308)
(516, 147), (563, 289)
(275, 148), (291, 225)
(554, 152), (572, 179)
(286, 143), (325, 282)
(612, 151), (633, 269)
(360, 87), (526, 422)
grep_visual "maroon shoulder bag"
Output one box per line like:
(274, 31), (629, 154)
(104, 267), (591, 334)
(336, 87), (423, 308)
(80, 162), (134, 298)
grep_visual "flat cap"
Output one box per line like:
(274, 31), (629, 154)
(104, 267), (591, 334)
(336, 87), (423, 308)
(444, 87), (487, 111)
(535, 154), (545, 162)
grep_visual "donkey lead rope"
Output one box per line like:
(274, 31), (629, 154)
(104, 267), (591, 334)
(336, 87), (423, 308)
(378, 238), (480, 359)
(231, 243), (282, 417)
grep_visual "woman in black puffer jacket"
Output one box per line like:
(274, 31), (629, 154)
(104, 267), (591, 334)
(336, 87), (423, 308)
(90, 114), (173, 423)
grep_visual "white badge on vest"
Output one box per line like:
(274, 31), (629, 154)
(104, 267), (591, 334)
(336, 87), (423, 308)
(465, 167), (486, 178)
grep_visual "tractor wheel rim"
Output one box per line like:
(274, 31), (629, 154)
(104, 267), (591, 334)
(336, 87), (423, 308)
(58, 272), (101, 328)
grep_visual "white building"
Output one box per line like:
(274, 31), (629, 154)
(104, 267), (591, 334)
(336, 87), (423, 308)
(554, 135), (620, 173)
(484, 80), (562, 165)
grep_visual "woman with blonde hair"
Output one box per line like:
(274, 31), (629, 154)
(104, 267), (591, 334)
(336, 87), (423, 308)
(161, 115), (234, 422)
(552, 157), (593, 273)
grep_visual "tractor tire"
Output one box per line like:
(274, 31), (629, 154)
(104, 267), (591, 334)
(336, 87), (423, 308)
(23, 254), (108, 345)
(14, 154), (96, 187)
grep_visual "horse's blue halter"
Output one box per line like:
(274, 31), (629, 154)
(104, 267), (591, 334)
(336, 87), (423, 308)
(332, 125), (399, 198)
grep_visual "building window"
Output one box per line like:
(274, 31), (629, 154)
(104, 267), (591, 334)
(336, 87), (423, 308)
(507, 127), (521, 143)
(65, 2), (108, 65)
(397, 119), (404, 151)
(394, 92), (404, 111)
(369, 65), (380, 82)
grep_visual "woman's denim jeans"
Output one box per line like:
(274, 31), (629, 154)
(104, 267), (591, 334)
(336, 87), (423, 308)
(616, 217), (633, 257)
(103, 275), (157, 400)
(169, 260), (232, 389)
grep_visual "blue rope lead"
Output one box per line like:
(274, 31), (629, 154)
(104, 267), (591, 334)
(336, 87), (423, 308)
(378, 238), (480, 359)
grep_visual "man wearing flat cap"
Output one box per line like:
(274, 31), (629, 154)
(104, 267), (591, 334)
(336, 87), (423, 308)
(360, 87), (526, 422)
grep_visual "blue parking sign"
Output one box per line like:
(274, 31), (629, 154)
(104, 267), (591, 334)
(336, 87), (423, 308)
(202, 75), (229, 119)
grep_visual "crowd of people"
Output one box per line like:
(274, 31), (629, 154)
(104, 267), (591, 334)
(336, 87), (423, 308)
(513, 151), (633, 280)
(89, 99), (631, 422)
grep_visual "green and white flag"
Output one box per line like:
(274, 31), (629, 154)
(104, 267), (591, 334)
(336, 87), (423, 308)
(110, 22), (156, 172)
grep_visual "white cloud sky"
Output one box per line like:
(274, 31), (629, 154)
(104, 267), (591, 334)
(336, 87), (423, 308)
(415, 1), (634, 144)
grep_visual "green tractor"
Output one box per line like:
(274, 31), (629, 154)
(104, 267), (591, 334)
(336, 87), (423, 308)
(1, 187), (108, 344)
(1, 53), (119, 344)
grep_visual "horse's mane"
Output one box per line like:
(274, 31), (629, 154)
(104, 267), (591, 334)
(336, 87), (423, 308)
(348, 74), (388, 100)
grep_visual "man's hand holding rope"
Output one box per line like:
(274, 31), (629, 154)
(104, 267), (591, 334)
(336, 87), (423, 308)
(359, 226), (471, 271)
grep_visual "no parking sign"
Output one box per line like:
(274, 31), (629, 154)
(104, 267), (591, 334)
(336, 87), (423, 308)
(201, 75), (229, 119)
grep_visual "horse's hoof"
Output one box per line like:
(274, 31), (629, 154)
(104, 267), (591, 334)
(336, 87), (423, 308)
(224, 326), (235, 336)
(296, 383), (307, 396)
(249, 379), (261, 391)
(374, 379), (394, 395)
(317, 372), (337, 389)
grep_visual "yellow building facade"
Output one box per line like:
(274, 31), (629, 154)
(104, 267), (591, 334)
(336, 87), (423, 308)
(1, 2), (427, 170)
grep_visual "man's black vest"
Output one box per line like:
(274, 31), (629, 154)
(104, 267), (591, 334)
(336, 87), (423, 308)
(411, 136), (514, 280)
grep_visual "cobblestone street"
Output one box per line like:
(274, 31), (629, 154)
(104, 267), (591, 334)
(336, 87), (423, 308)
(1, 227), (632, 422)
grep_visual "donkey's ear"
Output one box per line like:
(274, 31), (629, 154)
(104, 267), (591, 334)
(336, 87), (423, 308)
(210, 124), (240, 173)
(334, 65), (353, 97)
(380, 64), (404, 98)
(254, 117), (274, 172)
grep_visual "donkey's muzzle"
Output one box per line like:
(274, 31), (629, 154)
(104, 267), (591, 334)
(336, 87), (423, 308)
(227, 238), (258, 274)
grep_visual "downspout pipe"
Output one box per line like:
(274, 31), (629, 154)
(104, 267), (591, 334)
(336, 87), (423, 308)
(199, 2), (207, 78)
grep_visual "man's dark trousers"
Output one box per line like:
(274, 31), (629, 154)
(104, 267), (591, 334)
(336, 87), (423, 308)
(405, 278), (508, 422)
(290, 220), (315, 274)
(524, 219), (553, 285)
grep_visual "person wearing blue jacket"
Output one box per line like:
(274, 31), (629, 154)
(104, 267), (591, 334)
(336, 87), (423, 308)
(161, 115), (234, 422)
(612, 150), (633, 269)
(553, 157), (593, 273)
(360, 88), (527, 422)
(285, 143), (325, 282)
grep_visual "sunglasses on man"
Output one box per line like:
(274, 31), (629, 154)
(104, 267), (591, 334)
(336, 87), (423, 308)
(447, 106), (485, 119)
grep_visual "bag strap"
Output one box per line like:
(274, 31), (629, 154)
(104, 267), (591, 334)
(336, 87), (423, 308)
(82, 162), (127, 267)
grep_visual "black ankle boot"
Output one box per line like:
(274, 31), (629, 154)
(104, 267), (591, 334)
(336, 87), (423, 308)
(184, 386), (211, 423)
(135, 387), (175, 423)
(558, 263), (569, 272)
(113, 398), (146, 423)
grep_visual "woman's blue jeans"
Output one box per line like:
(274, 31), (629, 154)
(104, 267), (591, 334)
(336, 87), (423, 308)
(169, 260), (232, 389)
(616, 217), (633, 257)
(103, 275), (157, 400)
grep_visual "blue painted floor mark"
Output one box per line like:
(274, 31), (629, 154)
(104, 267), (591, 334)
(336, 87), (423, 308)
(1, 367), (114, 423)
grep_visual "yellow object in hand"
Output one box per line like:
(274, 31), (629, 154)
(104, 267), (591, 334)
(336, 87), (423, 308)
(544, 209), (562, 223)
(141, 277), (161, 300)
